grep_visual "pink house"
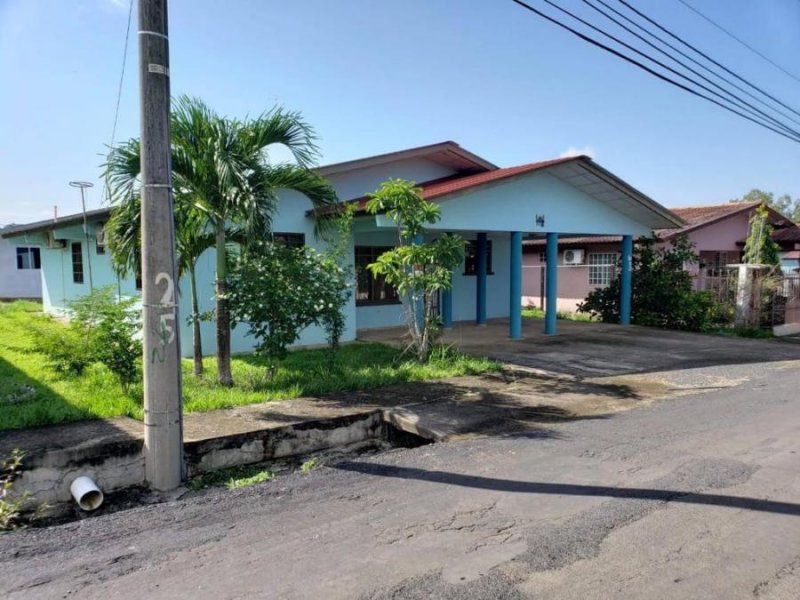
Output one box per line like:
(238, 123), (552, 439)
(522, 201), (800, 311)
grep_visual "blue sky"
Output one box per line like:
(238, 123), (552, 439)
(1, 0), (800, 224)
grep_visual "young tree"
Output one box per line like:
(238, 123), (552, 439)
(365, 180), (464, 362)
(743, 205), (781, 268)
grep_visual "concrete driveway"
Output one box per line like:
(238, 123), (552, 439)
(360, 318), (800, 377)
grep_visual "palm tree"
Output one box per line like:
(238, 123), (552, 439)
(104, 145), (214, 375)
(105, 96), (338, 385)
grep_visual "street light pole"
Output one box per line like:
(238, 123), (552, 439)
(138, 0), (183, 490)
(69, 180), (95, 291)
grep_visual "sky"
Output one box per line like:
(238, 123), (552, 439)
(1, 0), (800, 224)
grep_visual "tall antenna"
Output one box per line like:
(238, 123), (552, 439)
(69, 181), (95, 290)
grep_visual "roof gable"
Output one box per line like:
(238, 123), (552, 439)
(315, 141), (497, 177)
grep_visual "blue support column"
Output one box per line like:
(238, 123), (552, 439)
(442, 286), (453, 328)
(476, 232), (487, 325)
(620, 234), (633, 326)
(509, 232), (522, 339)
(545, 232), (559, 335)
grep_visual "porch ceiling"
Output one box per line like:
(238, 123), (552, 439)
(546, 161), (681, 231)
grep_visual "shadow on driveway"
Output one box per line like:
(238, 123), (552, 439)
(334, 461), (800, 517)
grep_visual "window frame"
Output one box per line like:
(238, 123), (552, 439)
(272, 232), (306, 248)
(16, 247), (41, 270)
(71, 242), (84, 284)
(354, 245), (401, 307)
(463, 239), (494, 276)
(587, 252), (617, 286)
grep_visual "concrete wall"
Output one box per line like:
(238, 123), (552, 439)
(684, 212), (750, 252)
(0, 230), (42, 299)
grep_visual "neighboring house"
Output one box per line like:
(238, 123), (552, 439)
(2, 141), (681, 355)
(0, 224), (42, 300)
(522, 201), (800, 311)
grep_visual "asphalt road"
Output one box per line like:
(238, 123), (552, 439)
(3, 360), (800, 599)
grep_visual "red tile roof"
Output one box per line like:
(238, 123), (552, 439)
(417, 156), (584, 200)
(668, 201), (760, 226)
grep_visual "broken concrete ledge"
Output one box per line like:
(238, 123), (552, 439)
(1, 408), (425, 511)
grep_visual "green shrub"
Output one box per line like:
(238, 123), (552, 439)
(578, 235), (720, 332)
(228, 243), (350, 376)
(30, 319), (94, 375)
(31, 287), (142, 391)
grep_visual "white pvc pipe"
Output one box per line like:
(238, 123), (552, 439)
(70, 476), (104, 511)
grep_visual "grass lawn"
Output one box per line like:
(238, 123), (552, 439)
(522, 307), (594, 322)
(0, 301), (500, 432)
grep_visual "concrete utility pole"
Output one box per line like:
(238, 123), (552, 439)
(69, 180), (95, 290)
(138, 0), (183, 490)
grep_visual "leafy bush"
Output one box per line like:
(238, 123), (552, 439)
(578, 235), (720, 332)
(228, 243), (350, 376)
(30, 319), (94, 376)
(32, 287), (142, 391)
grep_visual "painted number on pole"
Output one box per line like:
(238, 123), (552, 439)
(150, 272), (176, 364)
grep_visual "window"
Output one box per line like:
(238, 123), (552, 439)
(272, 232), (306, 248)
(539, 252), (547, 264)
(464, 239), (493, 275)
(355, 246), (399, 306)
(71, 242), (84, 284)
(588, 252), (617, 286)
(705, 252), (730, 276)
(16, 247), (41, 270)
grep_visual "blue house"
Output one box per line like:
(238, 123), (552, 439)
(2, 141), (682, 355)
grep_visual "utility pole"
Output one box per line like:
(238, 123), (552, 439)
(69, 180), (95, 291)
(138, 0), (183, 490)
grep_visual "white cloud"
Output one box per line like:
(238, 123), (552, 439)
(559, 145), (596, 159)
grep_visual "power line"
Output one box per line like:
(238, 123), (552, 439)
(537, 0), (800, 139)
(508, 0), (800, 144)
(675, 0), (800, 85)
(105, 0), (135, 206)
(618, 0), (800, 121)
(588, 0), (800, 129)
(110, 0), (135, 148)
(581, 0), (800, 136)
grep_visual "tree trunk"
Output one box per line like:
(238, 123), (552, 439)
(215, 224), (233, 386)
(189, 265), (203, 376)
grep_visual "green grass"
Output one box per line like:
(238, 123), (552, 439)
(0, 301), (500, 431)
(712, 326), (774, 339)
(522, 307), (595, 322)
(187, 464), (275, 491)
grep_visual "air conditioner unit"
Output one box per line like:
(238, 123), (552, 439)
(563, 249), (585, 265)
(96, 226), (106, 250)
(46, 230), (66, 250)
